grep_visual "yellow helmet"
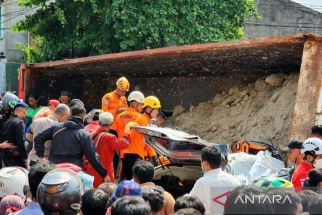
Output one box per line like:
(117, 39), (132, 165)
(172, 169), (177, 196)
(116, 77), (130, 91)
(143, 96), (161, 109)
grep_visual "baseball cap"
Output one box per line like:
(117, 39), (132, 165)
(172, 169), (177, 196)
(13, 101), (28, 110)
(48, 99), (60, 107)
(111, 180), (142, 202)
(282, 141), (303, 152)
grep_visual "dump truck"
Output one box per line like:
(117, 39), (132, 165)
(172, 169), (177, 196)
(18, 33), (322, 142)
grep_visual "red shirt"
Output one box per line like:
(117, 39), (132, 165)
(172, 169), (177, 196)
(84, 123), (129, 187)
(292, 160), (313, 192)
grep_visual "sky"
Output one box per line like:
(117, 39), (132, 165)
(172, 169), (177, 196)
(292, 0), (322, 12)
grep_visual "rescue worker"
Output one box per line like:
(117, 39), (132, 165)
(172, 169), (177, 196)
(101, 77), (130, 174)
(1, 101), (29, 168)
(122, 96), (161, 180)
(110, 91), (145, 139)
(101, 77), (129, 117)
(110, 90), (145, 180)
(292, 137), (322, 192)
(85, 112), (130, 187)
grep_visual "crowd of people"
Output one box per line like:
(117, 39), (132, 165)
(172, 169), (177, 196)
(0, 76), (321, 214)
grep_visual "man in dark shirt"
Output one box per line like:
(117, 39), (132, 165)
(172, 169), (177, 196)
(34, 104), (110, 182)
(1, 101), (28, 168)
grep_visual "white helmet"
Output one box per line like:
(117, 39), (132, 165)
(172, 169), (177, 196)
(301, 137), (322, 155)
(127, 91), (145, 103)
(0, 167), (29, 200)
(99, 112), (114, 126)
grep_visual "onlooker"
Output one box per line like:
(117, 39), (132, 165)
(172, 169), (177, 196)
(111, 196), (150, 215)
(0, 195), (24, 215)
(0, 167), (29, 201)
(299, 190), (320, 213)
(311, 125), (322, 139)
(173, 208), (202, 215)
(59, 91), (70, 105)
(0, 141), (15, 149)
(26, 94), (43, 126)
(174, 196), (205, 215)
(267, 188), (302, 214)
(15, 163), (54, 215)
(33, 99), (60, 121)
(1, 101), (28, 167)
(282, 140), (303, 180)
(28, 104), (70, 167)
(156, 110), (166, 127)
(37, 169), (83, 215)
(189, 146), (241, 215)
(132, 160), (175, 215)
(97, 182), (117, 197)
(84, 112), (129, 186)
(307, 196), (322, 214)
(81, 189), (109, 215)
(110, 180), (142, 203)
(303, 169), (322, 193)
(34, 104), (109, 182)
(48, 99), (60, 111)
(292, 138), (322, 192)
(106, 180), (143, 215)
(69, 99), (84, 108)
(142, 186), (165, 215)
(283, 140), (303, 166)
(224, 185), (271, 215)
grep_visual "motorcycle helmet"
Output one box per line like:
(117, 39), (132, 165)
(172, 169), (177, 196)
(0, 167), (29, 200)
(1, 92), (19, 111)
(37, 169), (83, 215)
(253, 176), (293, 190)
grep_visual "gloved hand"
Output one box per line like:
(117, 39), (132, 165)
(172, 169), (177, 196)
(124, 122), (139, 135)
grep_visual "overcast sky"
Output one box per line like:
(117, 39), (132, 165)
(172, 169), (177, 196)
(292, 0), (322, 12)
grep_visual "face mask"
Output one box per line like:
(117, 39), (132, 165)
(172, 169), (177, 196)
(314, 158), (322, 169)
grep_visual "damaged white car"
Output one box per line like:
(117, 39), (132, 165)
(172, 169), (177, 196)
(133, 126), (285, 198)
(133, 126), (229, 198)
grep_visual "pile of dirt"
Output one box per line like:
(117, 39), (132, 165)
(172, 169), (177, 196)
(167, 73), (299, 149)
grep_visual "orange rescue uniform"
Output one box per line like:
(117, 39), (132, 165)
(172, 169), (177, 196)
(122, 113), (156, 159)
(101, 91), (128, 117)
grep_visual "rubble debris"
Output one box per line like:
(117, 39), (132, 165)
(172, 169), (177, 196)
(168, 73), (299, 150)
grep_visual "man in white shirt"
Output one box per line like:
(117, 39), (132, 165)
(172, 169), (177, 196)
(189, 146), (241, 215)
(27, 104), (70, 167)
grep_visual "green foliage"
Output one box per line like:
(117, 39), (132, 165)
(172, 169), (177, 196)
(14, 0), (257, 62)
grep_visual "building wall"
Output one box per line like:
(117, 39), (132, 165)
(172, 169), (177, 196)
(244, 0), (322, 38)
(1, 0), (29, 63)
(0, 0), (32, 91)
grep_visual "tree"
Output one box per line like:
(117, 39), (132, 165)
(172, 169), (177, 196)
(14, 0), (257, 63)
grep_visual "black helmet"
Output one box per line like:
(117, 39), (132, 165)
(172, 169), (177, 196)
(2, 92), (19, 110)
(37, 169), (83, 215)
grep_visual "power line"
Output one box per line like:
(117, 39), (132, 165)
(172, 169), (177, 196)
(0, 9), (36, 25)
(245, 22), (322, 30)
